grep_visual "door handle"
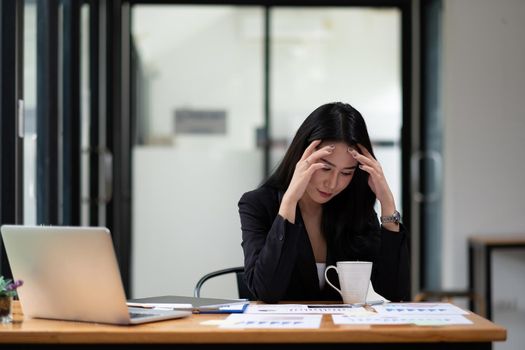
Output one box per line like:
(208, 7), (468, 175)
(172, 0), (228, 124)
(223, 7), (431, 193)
(100, 148), (113, 204)
(17, 99), (24, 138)
(411, 150), (442, 203)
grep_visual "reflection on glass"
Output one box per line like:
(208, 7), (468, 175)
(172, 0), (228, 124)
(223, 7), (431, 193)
(23, 0), (38, 225)
(131, 6), (264, 298)
(80, 3), (90, 226)
(270, 7), (402, 209)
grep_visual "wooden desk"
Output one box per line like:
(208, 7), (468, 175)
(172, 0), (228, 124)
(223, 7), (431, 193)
(0, 301), (506, 350)
(468, 234), (525, 319)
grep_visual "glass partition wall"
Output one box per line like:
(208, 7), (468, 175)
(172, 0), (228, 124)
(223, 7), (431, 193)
(131, 6), (265, 298)
(23, 0), (37, 225)
(131, 5), (401, 298)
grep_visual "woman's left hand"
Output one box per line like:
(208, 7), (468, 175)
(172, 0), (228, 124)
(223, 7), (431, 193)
(350, 144), (395, 208)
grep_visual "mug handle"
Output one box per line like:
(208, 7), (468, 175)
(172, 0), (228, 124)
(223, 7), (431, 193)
(324, 265), (343, 297)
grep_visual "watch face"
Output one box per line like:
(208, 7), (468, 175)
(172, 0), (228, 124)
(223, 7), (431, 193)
(394, 210), (401, 222)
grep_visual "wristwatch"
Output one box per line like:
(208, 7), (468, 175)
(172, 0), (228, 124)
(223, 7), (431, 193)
(380, 210), (401, 224)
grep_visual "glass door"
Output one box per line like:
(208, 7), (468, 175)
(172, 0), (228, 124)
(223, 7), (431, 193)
(130, 5), (265, 298)
(23, 0), (37, 225)
(129, 3), (407, 299)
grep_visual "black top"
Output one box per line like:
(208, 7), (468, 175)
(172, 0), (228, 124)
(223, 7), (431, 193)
(238, 185), (410, 303)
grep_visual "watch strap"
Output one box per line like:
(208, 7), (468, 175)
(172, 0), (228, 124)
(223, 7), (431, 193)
(380, 210), (401, 224)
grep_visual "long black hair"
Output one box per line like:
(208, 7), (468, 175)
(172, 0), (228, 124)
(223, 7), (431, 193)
(264, 102), (378, 259)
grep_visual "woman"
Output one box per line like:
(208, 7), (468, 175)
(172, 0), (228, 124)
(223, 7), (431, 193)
(238, 102), (410, 303)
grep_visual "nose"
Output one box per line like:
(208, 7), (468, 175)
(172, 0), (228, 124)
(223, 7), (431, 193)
(325, 171), (338, 191)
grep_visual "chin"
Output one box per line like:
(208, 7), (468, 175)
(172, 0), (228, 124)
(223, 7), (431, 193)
(313, 195), (332, 204)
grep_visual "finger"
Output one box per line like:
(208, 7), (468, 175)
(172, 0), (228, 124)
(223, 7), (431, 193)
(358, 164), (377, 176)
(359, 164), (384, 182)
(308, 144), (336, 162)
(303, 146), (332, 168)
(350, 148), (375, 166)
(357, 144), (375, 159)
(308, 162), (327, 174)
(300, 140), (322, 161)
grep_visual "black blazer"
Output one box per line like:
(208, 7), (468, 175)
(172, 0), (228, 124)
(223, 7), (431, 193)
(238, 185), (410, 303)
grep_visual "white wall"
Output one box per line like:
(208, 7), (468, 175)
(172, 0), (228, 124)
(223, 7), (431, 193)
(442, 0), (525, 295)
(442, 0), (525, 348)
(132, 148), (262, 298)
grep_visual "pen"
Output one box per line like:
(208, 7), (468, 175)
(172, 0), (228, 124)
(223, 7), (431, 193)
(307, 305), (355, 308)
(306, 300), (384, 309)
(349, 300), (384, 307)
(128, 304), (155, 309)
(363, 304), (378, 313)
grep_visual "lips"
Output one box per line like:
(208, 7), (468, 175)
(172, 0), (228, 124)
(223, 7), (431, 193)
(317, 190), (333, 198)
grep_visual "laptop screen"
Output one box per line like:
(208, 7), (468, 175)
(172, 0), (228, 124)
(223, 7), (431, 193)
(1, 225), (134, 324)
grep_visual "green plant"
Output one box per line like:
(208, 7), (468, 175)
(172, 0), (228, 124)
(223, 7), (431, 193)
(0, 276), (23, 298)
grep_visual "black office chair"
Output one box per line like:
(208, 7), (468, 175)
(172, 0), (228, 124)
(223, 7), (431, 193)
(194, 266), (255, 300)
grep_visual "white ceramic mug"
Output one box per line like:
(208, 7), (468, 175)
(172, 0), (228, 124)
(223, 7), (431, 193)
(324, 261), (372, 304)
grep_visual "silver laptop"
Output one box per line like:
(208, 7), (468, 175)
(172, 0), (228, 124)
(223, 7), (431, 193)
(0, 225), (190, 325)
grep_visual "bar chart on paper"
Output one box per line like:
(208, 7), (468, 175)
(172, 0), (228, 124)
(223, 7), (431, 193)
(220, 314), (322, 329)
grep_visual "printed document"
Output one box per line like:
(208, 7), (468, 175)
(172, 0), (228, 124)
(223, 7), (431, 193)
(373, 302), (468, 315)
(332, 314), (473, 325)
(333, 302), (472, 326)
(221, 314), (322, 329)
(246, 304), (375, 314)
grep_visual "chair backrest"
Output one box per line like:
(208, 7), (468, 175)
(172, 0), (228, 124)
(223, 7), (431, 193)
(194, 266), (255, 300)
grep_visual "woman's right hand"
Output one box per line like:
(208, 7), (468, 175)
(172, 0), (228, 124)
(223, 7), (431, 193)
(278, 140), (334, 222)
